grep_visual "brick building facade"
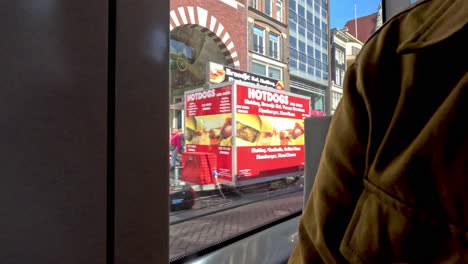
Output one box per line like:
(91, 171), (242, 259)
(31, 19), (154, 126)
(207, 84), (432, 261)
(170, 0), (248, 70)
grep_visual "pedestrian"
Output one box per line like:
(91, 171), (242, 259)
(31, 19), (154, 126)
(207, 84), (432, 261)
(289, 0), (467, 263)
(170, 128), (182, 170)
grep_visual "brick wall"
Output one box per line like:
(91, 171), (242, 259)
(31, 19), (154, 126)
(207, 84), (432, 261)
(170, 0), (248, 70)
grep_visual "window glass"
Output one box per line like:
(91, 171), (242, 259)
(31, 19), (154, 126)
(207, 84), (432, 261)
(299, 62), (306, 71)
(322, 40), (327, 49)
(314, 16), (320, 26)
(276, 0), (283, 22)
(168, 0), (383, 260)
(298, 4), (305, 17)
(289, 0), (296, 10)
(299, 40), (306, 52)
(290, 59), (298, 68)
(299, 52), (307, 61)
(289, 11), (297, 22)
(314, 26), (320, 36)
(307, 45), (314, 55)
(298, 16), (306, 27)
(290, 22), (297, 33)
(289, 35), (297, 47)
(315, 69), (321, 78)
(269, 33), (280, 59)
(290, 48), (298, 59)
(298, 26), (306, 36)
(268, 66), (282, 79)
(265, 0), (272, 16)
(253, 26), (265, 54)
(252, 62), (267, 76)
(250, 0), (258, 9)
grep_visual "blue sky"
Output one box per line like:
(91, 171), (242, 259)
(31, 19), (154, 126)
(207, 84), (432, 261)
(330, 0), (382, 29)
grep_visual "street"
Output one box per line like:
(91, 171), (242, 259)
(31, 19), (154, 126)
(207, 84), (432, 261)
(169, 184), (304, 261)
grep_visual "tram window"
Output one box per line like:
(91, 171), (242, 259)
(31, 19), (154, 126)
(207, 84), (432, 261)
(167, 0), (384, 262)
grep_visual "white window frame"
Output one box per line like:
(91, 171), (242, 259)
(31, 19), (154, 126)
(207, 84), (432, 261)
(332, 91), (342, 110)
(265, 0), (272, 16)
(252, 60), (283, 80)
(269, 32), (280, 60)
(253, 26), (265, 54)
(335, 49), (344, 65)
(268, 65), (282, 80)
(335, 68), (340, 86)
(252, 61), (267, 76)
(276, 0), (283, 22)
(250, 0), (258, 9)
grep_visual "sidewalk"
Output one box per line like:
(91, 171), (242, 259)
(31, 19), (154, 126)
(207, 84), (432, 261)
(169, 190), (303, 260)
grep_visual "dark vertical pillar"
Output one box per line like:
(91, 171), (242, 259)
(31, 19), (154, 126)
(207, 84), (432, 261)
(113, 0), (170, 263)
(0, 1), (108, 263)
(303, 116), (331, 205)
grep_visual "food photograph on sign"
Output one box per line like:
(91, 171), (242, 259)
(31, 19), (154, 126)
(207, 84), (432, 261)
(185, 114), (232, 146)
(234, 114), (304, 147)
(186, 113), (304, 147)
(209, 62), (226, 83)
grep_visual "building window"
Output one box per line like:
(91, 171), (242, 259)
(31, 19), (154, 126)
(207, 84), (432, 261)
(299, 41), (306, 53)
(265, 0), (272, 16)
(289, 0), (296, 10)
(341, 69), (345, 86)
(332, 91), (342, 110)
(252, 61), (283, 80)
(298, 4), (305, 17)
(335, 49), (345, 65)
(250, 0), (258, 9)
(352, 46), (361, 55)
(276, 0), (283, 22)
(289, 36), (297, 48)
(335, 68), (341, 86)
(269, 66), (281, 79)
(252, 62), (267, 76)
(253, 26), (265, 54)
(312, 93), (324, 111)
(269, 33), (280, 59)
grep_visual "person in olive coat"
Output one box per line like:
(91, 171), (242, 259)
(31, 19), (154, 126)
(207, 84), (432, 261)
(289, 0), (467, 262)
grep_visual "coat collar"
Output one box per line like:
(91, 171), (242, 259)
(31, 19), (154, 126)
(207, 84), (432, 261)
(397, 0), (467, 54)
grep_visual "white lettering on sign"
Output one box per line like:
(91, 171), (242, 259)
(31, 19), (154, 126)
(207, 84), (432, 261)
(186, 90), (216, 101)
(247, 88), (289, 104)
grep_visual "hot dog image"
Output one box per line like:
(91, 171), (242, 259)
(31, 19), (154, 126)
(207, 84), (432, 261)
(185, 116), (210, 145)
(219, 117), (233, 146)
(257, 116), (280, 146)
(279, 120), (304, 145)
(235, 114), (262, 146)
